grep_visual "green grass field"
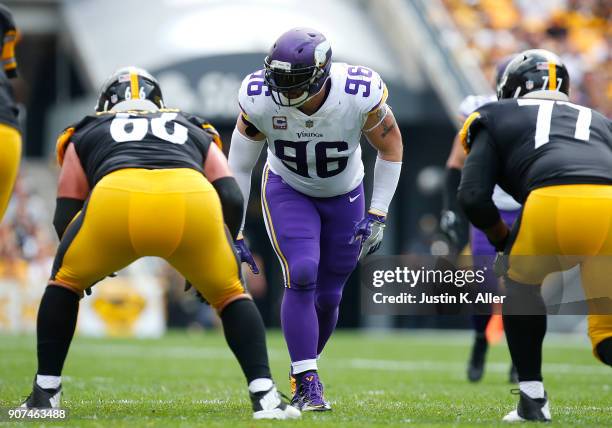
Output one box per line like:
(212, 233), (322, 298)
(1, 330), (610, 427)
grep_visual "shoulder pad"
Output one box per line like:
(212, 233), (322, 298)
(183, 113), (223, 149)
(458, 101), (502, 153)
(459, 111), (483, 154)
(342, 65), (387, 115)
(238, 69), (270, 128)
(56, 126), (75, 166)
(55, 115), (97, 165)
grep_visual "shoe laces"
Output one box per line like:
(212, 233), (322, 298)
(302, 377), (324, 403)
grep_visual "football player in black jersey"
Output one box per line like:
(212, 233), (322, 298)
(20, 67), (300, 420)
(0, 4), (22, 221)
(458, 49), (612, 422)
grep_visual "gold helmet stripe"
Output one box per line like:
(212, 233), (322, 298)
(548, 62), (556, 90)
(130, 71), (140, 99)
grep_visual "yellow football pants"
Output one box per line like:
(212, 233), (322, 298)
(508, 184), (612, 357)
(0, 123), (21, 221)
(51, 168), (245, 310)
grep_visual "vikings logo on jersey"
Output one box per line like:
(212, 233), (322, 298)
(238, 63), (388, 198)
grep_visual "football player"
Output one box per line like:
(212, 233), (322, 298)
(228, 28), (403, 410)
(19, 67), (300, 420)
(0, 4), (22, 221)
(441, 56), (519, 383)
(458, 49), (612, 422)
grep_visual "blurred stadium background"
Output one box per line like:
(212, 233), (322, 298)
(0, 0), (609, 337)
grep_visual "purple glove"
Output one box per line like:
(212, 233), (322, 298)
(350, 212), (386, 261)
(235, 238), (259, 274)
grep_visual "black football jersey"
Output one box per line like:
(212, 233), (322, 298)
(0, 4), (19, 129)
(60, 110), (217, 187)
(462, 98), (612, 203)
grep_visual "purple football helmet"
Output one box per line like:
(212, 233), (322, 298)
(495, 55), (517, 93)
(264, 28), (332, 107)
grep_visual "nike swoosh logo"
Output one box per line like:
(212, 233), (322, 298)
(349, 194), (360, 203)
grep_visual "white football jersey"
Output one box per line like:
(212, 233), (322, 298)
(459, 94), (521, 211)
(238, 63), (387, 197)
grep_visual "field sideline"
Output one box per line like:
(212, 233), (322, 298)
(1, 330), (610, 427)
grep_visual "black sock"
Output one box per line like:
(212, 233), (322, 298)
(596, 337), (612, 366)
(37, 285), (80, 376)
(220, 299), (272, 384)
(472, 314), (492, 334)
(502, 278), (547, 382)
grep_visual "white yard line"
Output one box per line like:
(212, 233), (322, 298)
(67, 342), (610, 376)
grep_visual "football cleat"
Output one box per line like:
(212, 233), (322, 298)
(250, 385), (301, 420)
(503, 389), (551, 423)
(467, 335), (488, 382)
(291, 371), (331, 411)
(20, 380), (62, 408)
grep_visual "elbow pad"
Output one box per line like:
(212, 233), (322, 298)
(212, 177), (244, 240)
(53, 197), (84, 239)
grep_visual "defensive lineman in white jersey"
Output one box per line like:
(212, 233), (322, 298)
(228, 28), (403, 411)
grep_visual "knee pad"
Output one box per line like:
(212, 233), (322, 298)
(315, 291), (342, 313)
(289, 258), (318, 289)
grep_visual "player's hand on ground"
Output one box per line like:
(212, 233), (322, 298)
(351, 212), (386, 261)
(235, 238), (259, 274)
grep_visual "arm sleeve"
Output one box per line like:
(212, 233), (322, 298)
(370, 156), (402, 214)
(457, 128), (500, 230)
(443, 167), (462, 212)
(227, 128), (265, 231)
(211, 177), (244, 240)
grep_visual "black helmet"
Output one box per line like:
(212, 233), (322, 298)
(96, 66), (164, 112)
(497, 49), (569, 100)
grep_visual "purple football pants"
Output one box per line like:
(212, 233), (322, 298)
(262, 166), (363, 365)
(470, 209), (520, 332)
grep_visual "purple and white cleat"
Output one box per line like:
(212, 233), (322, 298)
(291, 371), (331, 411)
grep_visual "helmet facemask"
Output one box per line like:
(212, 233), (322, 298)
(264, 58), (328, 107)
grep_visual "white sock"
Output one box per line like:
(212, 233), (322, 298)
(291, 358), (318, 375)
(36, 375), (61, 390)
(248, 378), (274, 394)
(519, 381), (545, 399)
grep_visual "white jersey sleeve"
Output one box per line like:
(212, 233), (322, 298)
(346, 65), (389, 126)
(458, 94), (497, 119)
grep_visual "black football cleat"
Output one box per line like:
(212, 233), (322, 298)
(503, 389), (551, 422)
(20, 380), (62, 408)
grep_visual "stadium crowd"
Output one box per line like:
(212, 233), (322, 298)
(444, 0), (611, 115)
(0, 176), (55, 283)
